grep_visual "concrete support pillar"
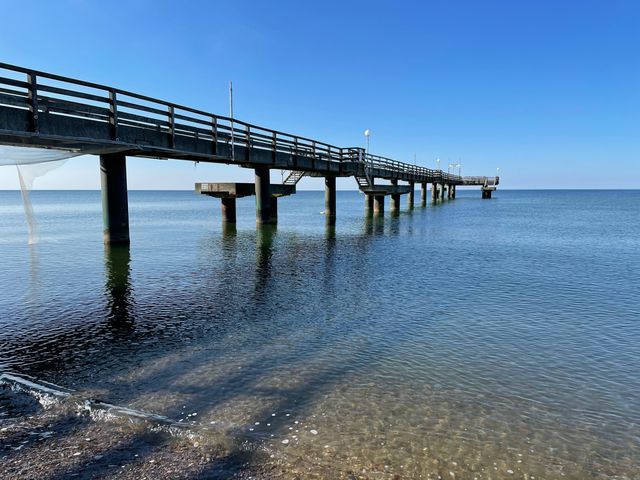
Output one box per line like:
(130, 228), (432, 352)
(420, 182), (427, 207)
(390, 179), (400, 212)
(221, 197), (236, 223)
(365, 193), (374, 213)
(373, 195), (385, 214)
(440, 184), (445, 200)
(325, 176), (336, 224)
(255, 168), (273, 224)
(447, 184), (452, 199)
(100, 153), (130, 245)
(451, 185), (456, 199)
(482, 189), (492, 199)
(432, 183), (438, 201)
(408, 181), (415, 209)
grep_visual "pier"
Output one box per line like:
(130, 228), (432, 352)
(0, 63), (498, 244)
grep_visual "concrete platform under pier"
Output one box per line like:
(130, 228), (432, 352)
(196, 182), (295, 198)
(196, 182), (296, 223)
(360, 184), (412, 197)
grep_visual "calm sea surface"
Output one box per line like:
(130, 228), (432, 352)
(0, 189), (639, 478)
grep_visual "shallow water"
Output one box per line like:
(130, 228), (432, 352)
(1, 189), (639, 478)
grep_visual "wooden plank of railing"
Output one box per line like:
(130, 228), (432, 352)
(39, 95), (110, 117)
(37, 84), (109, 103)
(117, 110), (169, 128)
(172, 112), (212, 127)
(0, 76), (29, 89)
(0, 91), (29, 107)
(117, 99), (167, 117)
(0, 86), (27, 97)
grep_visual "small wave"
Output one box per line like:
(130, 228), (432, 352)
(0, 372), (71, 409)
(0, 373), (196, 438)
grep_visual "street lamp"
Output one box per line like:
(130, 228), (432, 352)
(364, 129), (371, 154)
(436, 157), (440, 171)
(496, 167), (500, 178)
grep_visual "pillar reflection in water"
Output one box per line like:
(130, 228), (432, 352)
(255, 224), (277, 294)
(364, 213), (385, 236)
(325, 223), (336, 241)
(323, 223), (337, 302)
(104, 244), (134, 329)
(221, 222), (238, 259)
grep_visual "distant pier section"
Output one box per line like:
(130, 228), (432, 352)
(0, 62), (499, 243)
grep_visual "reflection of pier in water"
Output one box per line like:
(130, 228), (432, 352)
(104, 245), (134, 332)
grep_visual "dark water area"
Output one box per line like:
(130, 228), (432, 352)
(0, 189), (639, 478)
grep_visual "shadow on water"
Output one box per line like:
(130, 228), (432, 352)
(2, 225), (380, 478)
(0, 216), (431, 478)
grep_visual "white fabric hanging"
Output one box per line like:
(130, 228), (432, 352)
(0, 146), (81, 244)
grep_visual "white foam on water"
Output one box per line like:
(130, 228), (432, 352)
(0, 373), (269, 448)
(0, 372), (71, 408)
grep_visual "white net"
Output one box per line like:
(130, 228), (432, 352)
(0, 146), (81, 244)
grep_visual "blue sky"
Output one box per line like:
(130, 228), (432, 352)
(0, 0), (638, 189)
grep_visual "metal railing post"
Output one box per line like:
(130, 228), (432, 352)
(27, 73), (38, 133)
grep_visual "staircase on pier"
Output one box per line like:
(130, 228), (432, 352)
(282, 170), (306, 185)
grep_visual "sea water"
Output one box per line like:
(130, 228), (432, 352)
(0, 189), (639, 478)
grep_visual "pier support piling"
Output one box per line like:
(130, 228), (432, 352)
(420, 182), (427, 207)
(365, 194), (374, 213)
(255, 168), (274, 224)
(447, 184), (452, 199)
(408, 181), (415, 209)
(482, 189), (493, 199)
(220, 197), (237, 223)
(440, 184), (446, 200)
(373, 195), (385, 214)
(325, 176), (336, 224)
(390, 179), (400, 212)
(432, 183), (438, 201)
(451, 185), (456, 199)
(100, 153), (130, 245)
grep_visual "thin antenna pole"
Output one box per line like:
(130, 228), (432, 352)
(229, 81), (234, 161)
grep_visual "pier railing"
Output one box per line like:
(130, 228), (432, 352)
(364, 153), (461, 182)
(0, 62), (459, 183)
